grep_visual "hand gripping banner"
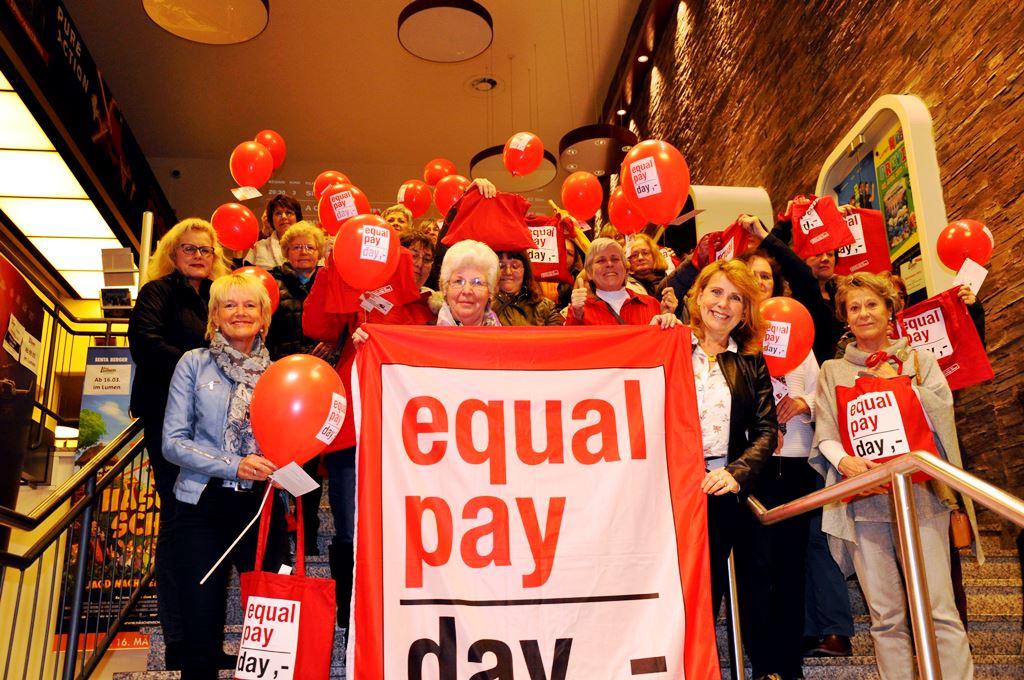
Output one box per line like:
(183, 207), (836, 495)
(347, 325), (718, 679)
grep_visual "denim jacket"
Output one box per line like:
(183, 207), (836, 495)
(162, 348), (248, 504)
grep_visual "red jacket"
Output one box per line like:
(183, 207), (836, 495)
(565, 289), (661, 326)
(302, 264), (435, 451)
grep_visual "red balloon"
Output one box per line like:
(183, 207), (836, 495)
(251, 354), (347, 467)
(502, 132), (544, 176)
(423, 158), (457, 187)
(561, 171), (603, 221)
(434, 174), (470, 216)
(318, 183), (371, 236)
(759, 297), (815, 377)
(229, 141), (273, 189)
(211, 203), (259, 251)
(254, 129), (286, 169)
(619, 139), (691, 225)
(608, 185), (648, 234)
(398, 179), (432, 218)
(313, 170), (352, 201)
(232, 265), (280, 314)
(333, 214), (401, 291)
(935, 219), (994, 270)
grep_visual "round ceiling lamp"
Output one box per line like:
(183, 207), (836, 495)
(398, 0), (493, 62)
(143, 0), (269, 45)
(469, 145), (558, 193)
(558, 124), (639, 176)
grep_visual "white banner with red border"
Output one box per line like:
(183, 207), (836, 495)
(348, 325), (717, 679)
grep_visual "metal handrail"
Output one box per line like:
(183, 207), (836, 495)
(740, 451), (1024, 680)
(0, 419), (144, 533)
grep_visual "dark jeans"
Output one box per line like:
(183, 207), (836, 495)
(174, 483), (289, 680)
(325, 447), (356, 545)
(804, 475), (854, 638)
(143, 420), (183, 646)
(736, 457), (817, 679)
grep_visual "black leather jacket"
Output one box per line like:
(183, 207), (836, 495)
(714, 350), (778, 493)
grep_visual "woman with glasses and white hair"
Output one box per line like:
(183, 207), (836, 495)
(566, 237), (677, 327)
(435, 239), (502, 327)
(127, 217), (229, 670)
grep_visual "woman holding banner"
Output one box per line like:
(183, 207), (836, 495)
(734, 250), (820, 680)
(163, 272), (289, 679)
(566, 238), (677, 326)
(685, 259), (777, 618)
(809, 272), (973, 680)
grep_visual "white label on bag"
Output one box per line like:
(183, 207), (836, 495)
(509, 132), (532, 151)
(798, 199), (824, 234)
(360, 225), (390, 263)
(316, 392), (348, 445)
(845, 390), (910, 460)
(715, 238), (736, 262)
(237, 596), (301, 680)
(330, 190), (358, 221)
(762, 320), (792, 358)
(901, 307), (953, 359)
(838, 214), (867, 257)
(629, 156), (662, 197)
(527, 225), (558, 263)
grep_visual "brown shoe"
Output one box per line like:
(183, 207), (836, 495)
(814, 634), (852, 657)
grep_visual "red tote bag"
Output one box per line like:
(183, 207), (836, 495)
(525, 214), (573, 284)
(836, 374), (937, 488)
(895, 287), (993, 391)
(788, 195), (855, 258)
(689, 220), (751, 268)
(238, 495), (336, 680)
(835, 209), (891, 275)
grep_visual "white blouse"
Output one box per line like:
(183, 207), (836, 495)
(691, 336), (737, 460)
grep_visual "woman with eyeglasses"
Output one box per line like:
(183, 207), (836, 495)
(434, 239), (502, 326)
(493, 250), (564, 326)
(245, 194), (302, 269)
(128, 218), (229, 671)
(264, 221), (329, 556)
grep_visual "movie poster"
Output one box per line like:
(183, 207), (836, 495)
(874, 123), (918, 259)
(56, 347), (158, 652)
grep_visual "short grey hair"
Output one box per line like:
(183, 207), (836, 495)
(583, 237), (626, 277)
(439, 239), (499, 294)
(279, 221), (327, 258)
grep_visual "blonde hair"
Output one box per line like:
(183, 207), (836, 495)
(146, 218), (229, 283)
(280, 221), (327, 258)
(205, 273), (273, 341)
(381, 204), (413, 229)
(626, 233), (668, 271)
(687, 259), (766, 355)
(835, 272), (904, 323)
(439, 239), (499, 294)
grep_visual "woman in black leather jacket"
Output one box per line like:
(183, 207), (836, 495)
(685, 259), (778, 615)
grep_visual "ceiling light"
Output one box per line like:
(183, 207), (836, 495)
(398, 0), (493, 62)
(469, 145), (558, 192)
(59, 271), (137, 301)
(29, 237), (122, 270)
(0, 150), (87, 198)
(0, 93), (52, 150)
(0, 71), (11, 90)
(0, 198), (113, 238)
(558, 124), (639, 176)
(143, 0), (269, 45)
(55, 425), (79, 440)
(616, 108), (627, 116)
(637, 55), (649, 63)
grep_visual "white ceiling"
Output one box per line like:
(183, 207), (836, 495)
(61, 0), (643, 221)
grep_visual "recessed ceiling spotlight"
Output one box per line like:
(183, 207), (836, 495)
(637, 55), (649, 63)
(467, 75), (499, 93)
(616, 108), (627, 116)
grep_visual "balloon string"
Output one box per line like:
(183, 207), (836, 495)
(199, 485), (272, 585)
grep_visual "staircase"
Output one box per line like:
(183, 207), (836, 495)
(718, 524), (1024, 679)
(117, 504), (1023, 679)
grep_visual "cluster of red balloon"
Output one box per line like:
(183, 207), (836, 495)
(213, 130), (288, 252)
(935, 218), (993, 271)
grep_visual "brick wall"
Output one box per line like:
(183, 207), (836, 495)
(631, 0), (1024, 500)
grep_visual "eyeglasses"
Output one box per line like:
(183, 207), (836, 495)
(627, 249), (653, 261)
(288, 244), (317, 253)
(179, 244), (215, 257)
(411, 252), (434, 266)
(448, 277), (488, 292)
(499, 261), (524, 272)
